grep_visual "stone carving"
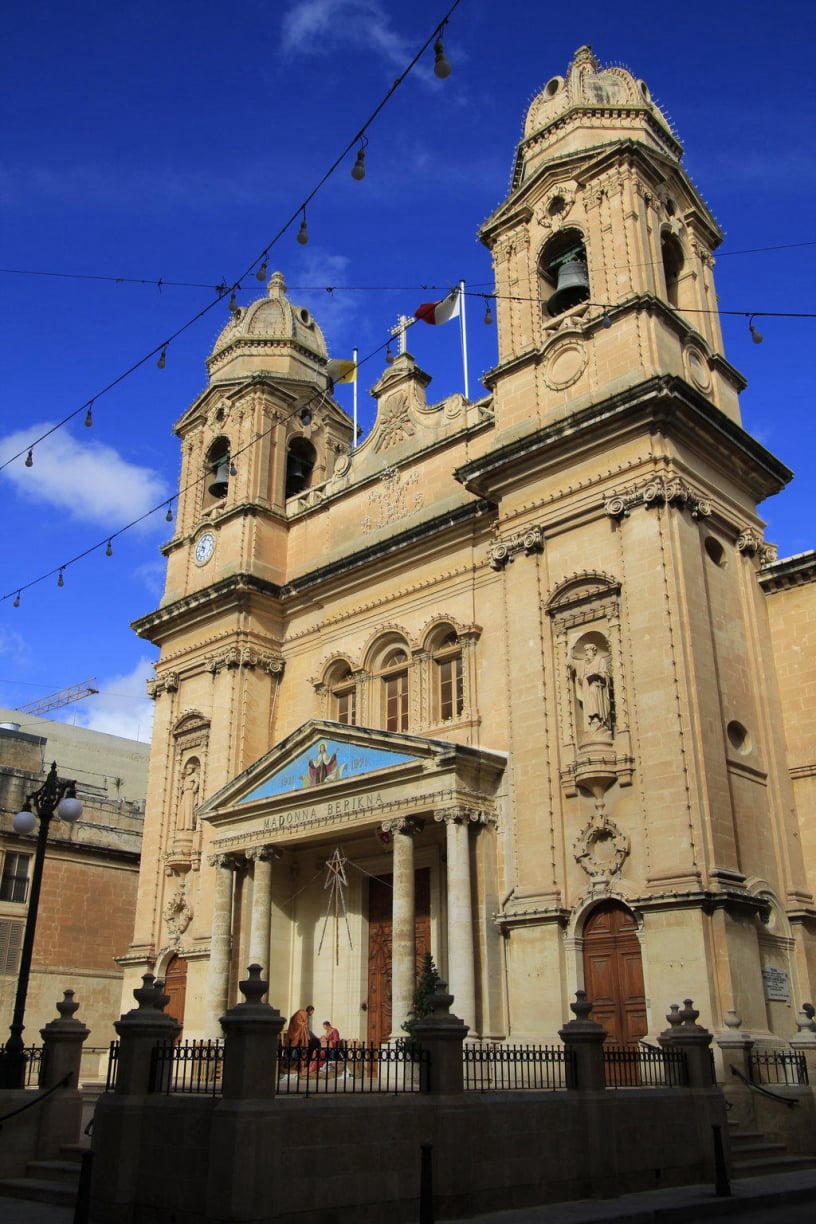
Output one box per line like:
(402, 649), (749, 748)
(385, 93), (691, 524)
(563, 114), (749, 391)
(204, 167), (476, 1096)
(381, 816), (424, 837)
(163, 885), (193, 942)
(605, 476), (712, 521)
(204, 648), (284, 675)
(360, 467), (423, 534)
(736, 527), (778, 565)
(147, 670), (179, 699)
(488, 525), (544, 570)
(177, 758), (200, 832)
(373, 395), (416, 451)
(573, 815), (630, 878)
(571, 641), (613, 735)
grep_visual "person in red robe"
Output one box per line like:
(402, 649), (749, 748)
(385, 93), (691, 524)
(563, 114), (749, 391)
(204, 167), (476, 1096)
(310, 1020), (342, 1073)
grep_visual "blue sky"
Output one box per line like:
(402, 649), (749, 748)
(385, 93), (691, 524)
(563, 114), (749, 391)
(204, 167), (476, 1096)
(1, 0), (814, 740)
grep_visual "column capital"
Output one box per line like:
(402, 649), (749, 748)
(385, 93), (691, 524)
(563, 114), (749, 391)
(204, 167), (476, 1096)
(382, 816), (424, 837)
(207, 852), (240, 870)
(433, 804), (492, 827)
(245, 844), (282, 864)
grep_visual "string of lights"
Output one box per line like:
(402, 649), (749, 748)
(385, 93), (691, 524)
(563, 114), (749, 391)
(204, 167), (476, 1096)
(5, 272), (816, 608)
(0, 0), (462, 477)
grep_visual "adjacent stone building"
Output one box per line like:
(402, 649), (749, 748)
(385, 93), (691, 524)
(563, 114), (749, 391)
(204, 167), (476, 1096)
(0, 709), (147, 1072)
(119, 47), (816, 1055)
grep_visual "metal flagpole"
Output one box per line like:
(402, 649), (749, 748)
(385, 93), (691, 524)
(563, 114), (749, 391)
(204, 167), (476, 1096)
(352, 347), (359, 448)
(459, 280), (469, 401)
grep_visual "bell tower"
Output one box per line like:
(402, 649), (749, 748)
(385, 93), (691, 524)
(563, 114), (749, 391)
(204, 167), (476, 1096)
(123, 274), (353, 982)
(460, 46), (814, 1039)
(481, 45), (743, 437)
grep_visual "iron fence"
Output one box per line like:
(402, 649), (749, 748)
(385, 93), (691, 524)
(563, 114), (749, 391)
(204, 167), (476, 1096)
(749, 1049), (809, 1087)
(463, 1043), (573, 1091)
(603, 1044), (688, 1087)
(105, 1041), (118, 1092)
(276, 1042), (428, 1095)
(149, 1040), (224, 1095)
(0, 1043), (43, 1087)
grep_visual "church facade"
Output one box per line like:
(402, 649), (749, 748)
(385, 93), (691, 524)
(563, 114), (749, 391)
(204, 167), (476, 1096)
(119, 47), (816, 1053)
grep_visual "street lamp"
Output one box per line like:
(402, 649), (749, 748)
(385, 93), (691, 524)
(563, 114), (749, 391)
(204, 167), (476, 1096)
(0, 762), (82, 1089)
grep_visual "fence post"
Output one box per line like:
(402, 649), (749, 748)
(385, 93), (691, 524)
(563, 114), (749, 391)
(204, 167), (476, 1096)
(658, 1000), (716, 1088)
(789, 1003), (816, 1084)
(40, 990), (89, 1090)
(558, 991), (607, 1090)
(112, 974), (180, 1095)
(715, 1010), (754, 1085)
(412, 981), (469, 1094)
(218, 964), (286, 1100)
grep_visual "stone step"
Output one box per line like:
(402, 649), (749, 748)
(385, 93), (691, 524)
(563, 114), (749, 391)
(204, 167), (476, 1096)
(25, 1158), (82, 1185)
(733, 1153), (816, 1177)
(0, 1175), (76, 1206)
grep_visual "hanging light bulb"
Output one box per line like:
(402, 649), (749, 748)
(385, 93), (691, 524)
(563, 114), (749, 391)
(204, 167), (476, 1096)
(299, 407), (313, 426)
(84, 404), (94, 427)
(229, 460), (238, 477)
(25, 450), (33, 467)
(602, 310), (612, 329)
(256, 257), (268, 282)
(57, 569), (65, 588)
(157, 348), (167, 369)
(351, 146), (366, 181)
(433, 36), (452, 80)
(13, 591), (20, 608)
(106, 539), (113, 557)
(748, 315), (763, 345)
(483, 300), (493, 325)
(229, 291), (243, 318)
(385, 344), (395, 365)
(165, 503), (174, 522)
(297, 213), (309, 245)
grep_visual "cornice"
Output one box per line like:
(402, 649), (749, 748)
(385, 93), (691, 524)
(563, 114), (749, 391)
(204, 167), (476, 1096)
(455, 375), (791, 504)
(758, 549), (816, 594)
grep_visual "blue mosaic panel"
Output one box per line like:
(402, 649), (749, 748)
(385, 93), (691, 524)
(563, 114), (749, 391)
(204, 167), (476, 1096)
(240, 739), (417, 802)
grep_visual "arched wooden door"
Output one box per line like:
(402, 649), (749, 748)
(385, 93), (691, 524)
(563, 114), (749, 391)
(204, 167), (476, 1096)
(163, 953), (188, 1036)
(582, 901), (646, 1044)
(367, 868), (430, 1046)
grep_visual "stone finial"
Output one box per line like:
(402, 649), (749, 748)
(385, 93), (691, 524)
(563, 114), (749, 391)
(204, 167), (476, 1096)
(427, 980), (455, 1018)
(796, 1003), (816, 1035)
(56, 989), (80, 1023)
(239, 964), (269, 1007)
(723, 1009), (742, 1033)
(680, 999), (707, 1032)
(566, 990), (599, 1029)
(664, 1003), (682, 1032)
(129, 973), (170, 1015)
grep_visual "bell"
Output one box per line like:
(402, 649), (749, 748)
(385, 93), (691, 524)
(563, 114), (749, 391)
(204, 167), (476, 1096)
(208, 459), (229, 498)
(548, 258), (590, 317)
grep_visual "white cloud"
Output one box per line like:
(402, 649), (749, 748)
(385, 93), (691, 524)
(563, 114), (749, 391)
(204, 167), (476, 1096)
(0, 424), (169, 529)
(62, 657), (156, 743)
(280, 1), (427, 77)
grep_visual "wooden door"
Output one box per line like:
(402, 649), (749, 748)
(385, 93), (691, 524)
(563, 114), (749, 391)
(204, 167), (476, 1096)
(163, 953), (188, 1036)
(582, 902), (646, 1044)
(367, 868), (430, 1046)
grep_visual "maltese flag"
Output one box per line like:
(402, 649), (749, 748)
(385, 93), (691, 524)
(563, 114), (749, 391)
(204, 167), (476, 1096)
(414, 287), (461, 325)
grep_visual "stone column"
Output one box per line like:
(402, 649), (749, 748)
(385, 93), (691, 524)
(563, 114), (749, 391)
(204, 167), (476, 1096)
(435, 808), (477, 1034)
(39, 990), (89, 1090)
(384, 817), (422, 1038)
(205, 854), (238, 1038)
(246, 847), (279, 979)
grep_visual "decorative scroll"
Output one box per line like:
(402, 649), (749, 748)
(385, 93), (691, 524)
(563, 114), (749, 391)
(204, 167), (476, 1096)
(736, 527), (778, 565)
(573, 815), (630, 878)
(488, 525), (544, 570)
(605, 476), (712, 521)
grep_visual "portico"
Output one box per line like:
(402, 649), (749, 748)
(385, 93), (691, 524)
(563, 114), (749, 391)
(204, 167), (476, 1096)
(193, 722), (505, 1040)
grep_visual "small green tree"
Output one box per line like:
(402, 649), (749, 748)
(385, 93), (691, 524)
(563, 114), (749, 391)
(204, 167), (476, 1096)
(401, 951), (441, 1046)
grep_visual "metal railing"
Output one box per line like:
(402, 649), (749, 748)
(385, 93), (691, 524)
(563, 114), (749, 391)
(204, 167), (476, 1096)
(463, 1043), (572, 1091)
(749, 1049), (809, 1087)
(0, 1043), (43, 1087)
(149, 1040), (224, 1095)
(277, 1042), (428, 1095)
(603, 1043), (688, 1087)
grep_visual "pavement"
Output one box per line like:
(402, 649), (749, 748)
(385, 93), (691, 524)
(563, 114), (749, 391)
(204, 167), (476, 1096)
(0, 1168), (814, 1223)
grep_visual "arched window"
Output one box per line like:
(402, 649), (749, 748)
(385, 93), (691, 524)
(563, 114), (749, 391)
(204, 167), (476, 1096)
(539, 228), (589, 318)
(286, 436), (316, 499)
(203, 436), (231, 510)
(661, 232), (684, 308)
(327, 662), (357, 725)
(380, 646), (410, 732)
(431, 629), (464, 722)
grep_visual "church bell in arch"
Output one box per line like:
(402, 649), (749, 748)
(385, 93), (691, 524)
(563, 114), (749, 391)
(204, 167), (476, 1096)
(208, 459), (229, 499)
(548, 257), (590, 316)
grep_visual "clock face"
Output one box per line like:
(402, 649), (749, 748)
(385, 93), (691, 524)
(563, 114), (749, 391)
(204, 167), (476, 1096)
(194, 532), (215, 565)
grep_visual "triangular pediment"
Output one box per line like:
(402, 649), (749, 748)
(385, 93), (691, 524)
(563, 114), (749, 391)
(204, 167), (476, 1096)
(197, 720), (505, 825)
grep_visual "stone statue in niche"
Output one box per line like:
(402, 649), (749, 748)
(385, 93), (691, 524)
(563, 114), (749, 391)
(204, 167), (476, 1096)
(177, 758), (200, 832)
(571, 640), (613, 736)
